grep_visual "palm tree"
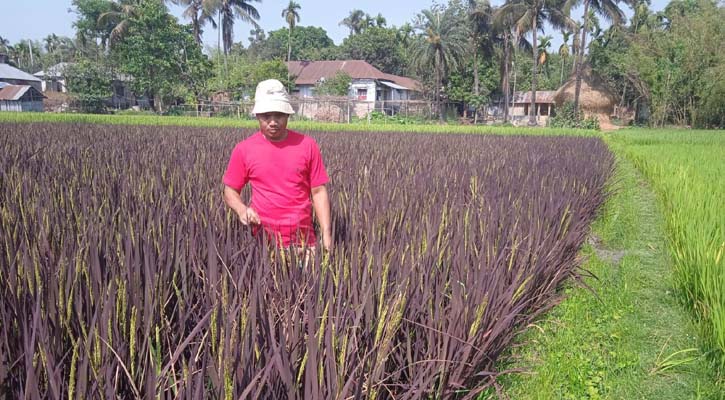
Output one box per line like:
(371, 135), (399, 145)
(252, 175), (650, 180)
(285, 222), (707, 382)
(98, 0), (147, 46)
(565, 0), (628, 110)
(373, 13), (387, 28)
(0, 36), (11, 54)
(207, 0), (260, 55)
(558, 30), (571, 86)
(410, 6), (469, 122)
(495, 0), (574, 125)
(281, 1), (301, 63)
(339, 9), (366, 36)
(468, 0), (494, 98)
(537, 34), (552, 80)
(171, 0), (217, 45)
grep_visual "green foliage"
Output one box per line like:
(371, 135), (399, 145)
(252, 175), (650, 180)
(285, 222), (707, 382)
(549, 101), (600, 130)
(315, 71), (352, 96)
(339, 26), (407, 75)
(247, 26), (335, 61)
(353, 110), (427, 125)
(112, 0), (210, 111)
(64, 58), (114, 113)
(71, 0), (115, 47)
(592, 0), (725, 128)
(208, 56), (291, 98)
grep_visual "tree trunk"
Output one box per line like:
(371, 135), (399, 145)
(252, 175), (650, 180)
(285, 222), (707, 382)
(287, 26), (292, 63)
(437, 52), (444, 122)
(502, 33), (510, 122)
(528, 14), (538, 126)
(573, 0), (590, 111)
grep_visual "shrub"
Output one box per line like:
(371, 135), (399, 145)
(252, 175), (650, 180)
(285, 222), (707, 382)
(549, 101), (600, 130)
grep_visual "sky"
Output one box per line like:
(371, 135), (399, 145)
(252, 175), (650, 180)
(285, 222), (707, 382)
(1, 0), (671, 52)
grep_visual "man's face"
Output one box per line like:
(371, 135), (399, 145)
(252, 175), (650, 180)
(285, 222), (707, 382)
(256, 112), (289, 141)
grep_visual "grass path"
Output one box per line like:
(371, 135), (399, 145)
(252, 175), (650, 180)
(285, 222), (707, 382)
(492, 154), (720, 399)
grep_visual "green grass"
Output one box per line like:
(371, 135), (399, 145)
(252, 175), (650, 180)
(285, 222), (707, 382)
(490, 153), (721, 399)
(0, 111), (599, 136)
(609, 130), (725, 377)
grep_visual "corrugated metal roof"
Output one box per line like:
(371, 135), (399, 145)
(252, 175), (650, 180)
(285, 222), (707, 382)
(287, 60), (421, 91)
(0, 85), (31, 100)
(0, 84), (45, 101)
(0, 63), (42, 82)
(380, 80), (408, 90)
(513, 90), (556, 104)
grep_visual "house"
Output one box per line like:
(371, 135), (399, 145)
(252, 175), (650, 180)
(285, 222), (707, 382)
(0, 54), (43, 92)
(0, 82), (46, 112)
(34, 62), (72, 93)
(509, 90), (556, 125)
(286, 60), (421, 119)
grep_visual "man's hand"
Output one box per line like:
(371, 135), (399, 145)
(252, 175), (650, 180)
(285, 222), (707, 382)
(239, 206), (260, 225)
(321, 232), (333, 252)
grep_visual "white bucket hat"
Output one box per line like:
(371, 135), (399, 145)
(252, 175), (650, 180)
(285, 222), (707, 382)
(252, 79), (295, 115)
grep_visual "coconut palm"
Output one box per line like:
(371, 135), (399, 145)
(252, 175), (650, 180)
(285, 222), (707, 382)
(490, 9), (530, 122)
(206, 0), (260, 55)
(373, 13), (387, 28)
(559, 30), (571, 85)
(0, 36), (12, 54)
(565, 0), (628, 110)
(467, 0), (494, 97)
(171, 0), (217, 45)
(97, 0), (149, 45)
(339, 9), (366, 36)
(281, 1), (301, 63)
(410, 6), (469, 122)
(495, 0), (575, 125)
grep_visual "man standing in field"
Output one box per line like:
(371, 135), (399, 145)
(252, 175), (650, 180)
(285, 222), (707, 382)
(222, 79), (332, 253)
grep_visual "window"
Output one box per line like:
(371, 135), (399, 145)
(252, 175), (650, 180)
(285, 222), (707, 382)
(357, 88), (367, 100)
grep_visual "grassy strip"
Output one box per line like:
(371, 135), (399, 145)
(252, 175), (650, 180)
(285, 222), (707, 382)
(0, 111), (598, 136)
(490, 154), (720, 399)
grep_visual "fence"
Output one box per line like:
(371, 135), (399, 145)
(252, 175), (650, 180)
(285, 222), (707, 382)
(166, 98), (461, 123)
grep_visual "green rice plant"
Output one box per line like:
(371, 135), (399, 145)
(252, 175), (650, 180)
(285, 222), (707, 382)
(611, 128), (725, 380)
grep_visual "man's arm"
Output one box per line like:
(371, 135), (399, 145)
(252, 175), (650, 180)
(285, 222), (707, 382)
(311, 185), (332, 251)
(223, 185), (260, 225)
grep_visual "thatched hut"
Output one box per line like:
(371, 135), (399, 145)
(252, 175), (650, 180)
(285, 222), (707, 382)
(554, 66), (618, 126)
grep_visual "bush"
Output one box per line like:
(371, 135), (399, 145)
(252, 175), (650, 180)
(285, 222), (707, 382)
(549, 101), (600, 130)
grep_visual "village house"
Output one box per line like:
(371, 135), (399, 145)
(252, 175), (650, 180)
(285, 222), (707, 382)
(0, 54), (45, 112)
(509, 90), (557, 125)
(0, 82), (46, 112)
(33, 62), (72, 93)
(286, 60), (421, 119)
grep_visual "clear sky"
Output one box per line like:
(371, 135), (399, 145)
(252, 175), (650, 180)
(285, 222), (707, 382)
(1, 0), (670, 51)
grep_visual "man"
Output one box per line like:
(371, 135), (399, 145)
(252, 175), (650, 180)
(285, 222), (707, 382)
(222, 79), (332, 252)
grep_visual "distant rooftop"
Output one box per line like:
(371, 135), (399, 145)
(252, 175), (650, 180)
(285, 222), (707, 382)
(0, 62), (42, 82)
(34, 62), (74, 78)
(286, 60), (421, 91)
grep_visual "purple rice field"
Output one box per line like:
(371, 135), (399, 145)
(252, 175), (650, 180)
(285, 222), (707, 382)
(0, 123), (614, 398)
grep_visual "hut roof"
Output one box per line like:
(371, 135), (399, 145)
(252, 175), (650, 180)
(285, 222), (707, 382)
(554, 66), (617, 114)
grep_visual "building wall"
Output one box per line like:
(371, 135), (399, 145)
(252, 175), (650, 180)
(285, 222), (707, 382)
(0, 100), (43, 112)
(350, 79), (376, 102)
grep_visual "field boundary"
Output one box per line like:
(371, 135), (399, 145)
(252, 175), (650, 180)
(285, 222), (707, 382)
(0, 112), (599, 137)
(492, 153), (720, 399)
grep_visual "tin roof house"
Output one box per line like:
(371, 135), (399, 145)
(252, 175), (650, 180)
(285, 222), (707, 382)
(0, 82), (46, 112)
(34, 62), (72, 93)
(0, 54), (43, 92)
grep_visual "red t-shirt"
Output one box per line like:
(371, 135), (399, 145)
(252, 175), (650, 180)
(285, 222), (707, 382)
(223, 130), (329, 247)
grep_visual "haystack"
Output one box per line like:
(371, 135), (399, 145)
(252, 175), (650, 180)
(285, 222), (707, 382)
(554, 65), (618, 126)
